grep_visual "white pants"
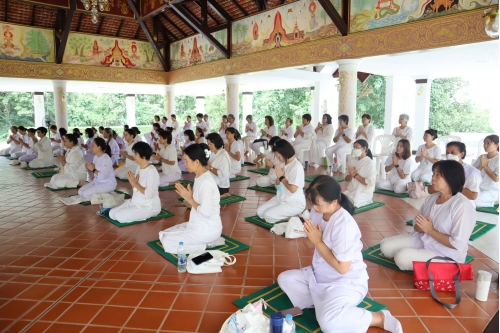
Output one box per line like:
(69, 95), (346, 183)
(411, 167), (432, 183)
(109, 200), (161, 223)
(250, 140), (268, 156)
(278, 267), (371, 333)
(344, 188), (373, 209)
(49, 171), (86, 189)
(309, 139), (329, 165)
(158, 222), (221, 253)
(376, 178), (410, 194)
(380, 233), (437, 270)
(325, 144), (351, 168)
(114, 165), (135, 179)
(250, 175), (275, 187)
(159, 172), (181, 187)
(475, 190), (499, 207)
(19, 153), (37, 163)
(242, 136), (256, 152)
(292, 141), (311, 162)
(257, 196), (305, 223)
(29, 158), (54, 168)
(1, 147), (21, 155)
(78, 182), (116, 200)
(10, 151), (25, 158)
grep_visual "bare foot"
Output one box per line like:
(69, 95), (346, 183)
(220, 193), (231, 198)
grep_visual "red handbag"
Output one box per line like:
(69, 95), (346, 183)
(413, 256), (473, 308)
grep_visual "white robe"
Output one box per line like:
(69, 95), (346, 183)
(463, 162), (482, 207)
(376, 154), (413, 193)
(292, 124), (315, 162)
(242, 122), (258, 150)
(228, 141), (242, 178)
(392, 126), (413, 148)
(309, 124), (334, 165)
(355, 124), (375, 147)
(250, 126), (278, 155)
(106, 138), (120, 166)
(109, 165), (161, 223)
(11, 134), (31, 158)
(114, 141), (138, 179)
(325, 128), (355, 168)
(0, 133), (22, 155)
(209, 149), (231, 189)
(17, 137), (37, 162)
(179, 141), (195, 172)
(411, 144), (442, 183)
(48, 146), (87, 188)
(29, 136), (54, 168)
(257, 158), (305, 223)
(278, 208), (371, 333)
(78, 154), (117, 200)
(50, 132), (61, 151)
(280, 126), (295, 142)
(159, 171), (222, 253)
(344, 156), (376, 208)
(252, 152), (283, 187)
(219, 122), (229, 141)
(158, 144), (182, 186)
(473, 154), (499, 207)
(84, 137), (95, 163)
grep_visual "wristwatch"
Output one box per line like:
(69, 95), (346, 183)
(342, 134), (346, 137)
(394, 164), (400, 168)
(279, 176), (285, 182)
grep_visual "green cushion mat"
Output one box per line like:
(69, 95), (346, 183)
(159, 180), (194, 191)
(405, 220), (496, 241)
(71, 190), (131, 206)
(244, 215), (286, 229)
(304, 174), (344, 183)
(1, 154), (10, 157)
(247, 168), (269, 175)
(476, 204), (499, 215)
(46, 185), (80, 192)
(362, 244), (474, 275)
(247, 185), (277, 194)
(234, 283), (387, 333)
(6, 157), (18, 160)
(101, 208), (174, 227)
(230, 176), (251, 182)
(22, 165), (57, 170)
(374, 188), (409, 198)
(31, 170), (58, 178)
(354, 201), (385, 214)
(178, 194), (246, 206)
(147, 234), (250, 266)
(182, 171), (189, 174)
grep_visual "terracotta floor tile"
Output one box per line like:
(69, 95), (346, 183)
(20, 301), (53, 320)
(198, 312), (233, 333)
(45, 323), (86, 333)
(396, 317), (429, 333)
(456, 317), (490, 333)
(172, 293), (209, 311)
(16, 284), (58, 300)
(91, 306), (134, 326)
(78, 288), (117, 305)
(23, 321), (51, 333)
(162, 310), (203, 332)
(421, 317), (467, 333)
(125, 308), (168, 330)
(139, 291), (177, 309)
(372, 298), (415, 316)
(108, 289), (147, 307)
(473, 299), (499, 316)
(82, 326), (122, 333)
(0, 299), (38, 319)
(58, 303), (102, 324)
(405, 298), (451, 317)
(39, 301), (70, 321)
(447, 298), (490, 318)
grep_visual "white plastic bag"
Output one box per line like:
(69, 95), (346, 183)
(186, 250), (236, 274)
(219, 298), (269, 333)
(270, 223), (287, 236)
(284, 209), (310, 239)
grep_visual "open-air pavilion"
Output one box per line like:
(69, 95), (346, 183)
(0, 0), (499, 332)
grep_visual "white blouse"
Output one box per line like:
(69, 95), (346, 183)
(415, 144), (441, 170)
(92, 153), (116, 186)
(280, 126), (295, 142)
(356, 124), (375, 146)
(333, 128), (355, 145)
(245, 122), (258, 137)
(124, 141), (138, 169)
(63, 146), (86, 174)
(160, 144), (181, 175)
(130, 165), (161, 212)
(276, 158), (305, 205)
(385, 153), (413, 182)
(294, 124), (315, 143)
(228, 140), (241, 176)
(188, 171), (222, 235)
(210, 149), (231, 188)
(316, 124), (334, 143)
(392, 126), (413, 144)
(473, 154), (499, 193)
(261, 126), (278, 140)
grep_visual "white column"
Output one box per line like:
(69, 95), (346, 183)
(242, 92), (253, 122)
(337, 59), (362, 130)
(52, 80), (68, 129)
(165, 86), (175, 119)
(310, 85), (320, 125)
(126, 94), (136, 127)
(33, 92), (45, 127)
(384, 76), (416, 146)
(414, 78), (432, 141)
(196, 96), (205, 115)
(226, 75), (240, 130)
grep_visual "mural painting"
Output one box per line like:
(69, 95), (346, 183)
(76, 0), (134, 19)
(141, 0), (167, 18)
(231, 0), (342, 57)
(62, 32), (163, 70)
(350, 0), (498, 32)
(170, 30), (227, 70)
(0, 23), (55, 62)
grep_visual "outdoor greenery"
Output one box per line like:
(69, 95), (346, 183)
(0, 77), (493, 141)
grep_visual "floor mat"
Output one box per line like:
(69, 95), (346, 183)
(247, 168), (269, 175)
(147, 234), (250, 266)
(72, 190), (132, 206)
(230, 176), (251, 182)
(374, 188), (409, 198)
(100, 208), (174, 227)
(476, 204), (499, 215)
(304, 174), (344, 183)
(31, 170), (58, 178)
(178, 194), (246, 206)
(244, 215), (285, 229)
(354, 202), (385, 214)
(406, 220), (496, 241)
(46, 185), (80, 191)
(247, 185), (277, 194)
(159, 180), (194, 191)
(233, 283), (387, 333)
(22, 165), (57, 170)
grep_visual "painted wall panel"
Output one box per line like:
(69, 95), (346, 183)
(0, 22), (55, 62)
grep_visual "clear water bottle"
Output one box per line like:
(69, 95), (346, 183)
(177, 242), (186, 273)
(285, 314), (295, 333)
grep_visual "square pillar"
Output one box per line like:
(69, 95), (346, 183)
(33, 92), (45, 127)
(52, 80), (68, 129)
(384, 76), (416, 146)
(196, 96), (205, 114)
(225, 76), (240, 130)
(165, 86), (175, 121)
(242, 92), (253, 121)
(414, 78), (432, 141)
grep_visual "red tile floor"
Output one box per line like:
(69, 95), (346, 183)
(0, 158), (498, 333)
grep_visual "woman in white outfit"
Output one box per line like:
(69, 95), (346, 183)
(27, 127), (54, 168)
(77, 137), (117, 200)
(49, 125), (62, 152)
(325, 115), (355, 171)
(10, 126), (28, 159)
(310, 114), (334, 166)
(113, 131), (125, 151)
(196, 113), (207, 133)
(179, 129), (196, 172)
(279, 176), (402, 333)
(160, 116), (168, 130)
(82, 128), (96, 163)
(250, 136), (283, 188)
(242, 115), (258, 154)
(344, 140), (376, 208)
(292, 113), (315, 163)
(225, 127), (242, 178)
(392, 114), (413, 149)
(53, 128), (68, 156)
(251, 115), (278, 163)
(203, 114), (211, 134)
(181, 115), (193, 143)
(12, 127), (34, 162)
(381, 160), (476, 270)
(429, 142), (481, 206)
(473, 135), (499, 207)
(114, 129), (138, 179)
(257, 139), (306, 223)
(170, 114), (179, 138)
(73, 128), (85, 148)
(376, 139), (413, 194)
(45, 134), (87, 189)
(195, 127), (206, 145)
(152, 130), (182, 187)
(103, 128), (120, 167)
(1, 126), (22, 155)
(159, 143), (224, 253)
(109, 142), (162, 223)
(355, 114), (375, 149)
(206, 133), (231, 196)
(280, 118), (295, 142)
(218, 115), (229, 142)
(411, 129), (441, 183)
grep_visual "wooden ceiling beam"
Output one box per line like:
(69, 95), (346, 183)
(31, 5), (37, 25)
(169, 8), (196, 34)
(229, 0), (248, 15)
(115, 19), (124, 36)
(96, 16), (105, 34)
(317, 0), (347, 35)
(193, 0), (220, 26)
(76, 13), (82, 31)
(55, 0), (77, 64)
(207, 0), (231, 22)
(160, 12), (187, 37)
(4, 0), (8, 22)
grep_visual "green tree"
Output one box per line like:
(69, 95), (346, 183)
(356, 74), (386, 129)
(25, 30), (50, 55)
(0, 92), (34, 139)
(174, 95), (196, 123)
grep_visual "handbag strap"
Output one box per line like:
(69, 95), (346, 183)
(426, 256), (461, 309)
(222, 254), (236, 266)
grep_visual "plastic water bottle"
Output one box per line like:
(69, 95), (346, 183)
(177, 242), (186, 273)
(269, 312), (283, 333)
(285, 314), (295, 333)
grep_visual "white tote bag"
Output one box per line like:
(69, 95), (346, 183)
(186, 250), (236, 274)
(284, 209), (310, 239)
(219, 298), (269, 333)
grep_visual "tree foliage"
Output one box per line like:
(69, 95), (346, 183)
(0, 92), (35, 137)
(356, 75), (386, 129)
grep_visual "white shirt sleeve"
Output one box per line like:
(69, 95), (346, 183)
(448, 198), (476, 252)
(432, 146), (442, 159)
(268, 126), (278, 137)
(366, 125), (375, 144)
(405, 127), (413, 141)
(346, 128), (355, 140)
(193, 179), (216, 218)
(465, 170), (481, 193)
(230, 141), (240, 161)
(385, 153), (394, 166)
(286, 160), (304, 189)
(401, 158), (412, 175)
(142, 167), (160, 199)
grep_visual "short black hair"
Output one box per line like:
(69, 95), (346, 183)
(204, 114), (209, 118)
(158, 130), (172, 144)
(85, 128), (94, 138)
(65, 133), (78, 146)
(162, 116), (167, 121)
(446, 141), (466, 158)
(184, 129), (196, 141)
(171, 114), (176, 119)
(59, 128), (67, 136)
(425, 128), (438, 140)
(124, 125), (129, 130)
(338, 115), (349, 125)
(153, 123), (161, 131)
(286, 117), (293, 125)
(132, 141), (153, 160)
(50, 125), (57, 130)
(269, 136), (280, 147)
(225, 127), (241, 141)
(272, 139), (295, 160)
(196, 113), (203, 118)
(37, 127), (48, 135)
(124, 128), (136, 138)
(28, 128), (36, 134)
(302, 114), (312, 122)
(222, 115), (228, 119)
(131, 126), (141, 135)
(227, 114), (235, 120)
(154, 115), (160, 120)
(184, 143), (210, 166)
(195, 127), (204, 138)
(432, 160), (465, 196)
(246, 115), (253, 121)
(305, 175), (354, 215)
(99, 126), (104, 130)
(206, 133), (224, 149)
(265, 115), (274, 127)
(18, 126), (27, 131)
(322, 114), (332, 124)
(362, 114), (371, 121)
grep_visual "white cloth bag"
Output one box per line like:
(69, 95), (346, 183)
(219, 298), (270, 333)
(270, 209), (310, 239)
(186, 250), (236, 274)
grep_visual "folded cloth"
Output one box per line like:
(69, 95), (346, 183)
(59, 195), (85, 206)
(90, 192), (125, 208)
(270, 223), (287, 235)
